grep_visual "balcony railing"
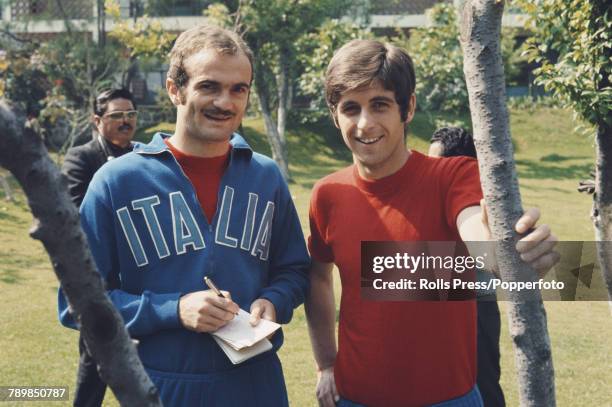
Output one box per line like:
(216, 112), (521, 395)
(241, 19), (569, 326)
(10, 0), (93, 20)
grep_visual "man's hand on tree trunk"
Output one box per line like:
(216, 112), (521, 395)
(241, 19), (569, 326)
(481, 200), (560, 276)
(514, 207), (560, 276)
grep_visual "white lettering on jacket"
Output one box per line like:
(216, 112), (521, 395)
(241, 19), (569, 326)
(117, 188), (274, 267)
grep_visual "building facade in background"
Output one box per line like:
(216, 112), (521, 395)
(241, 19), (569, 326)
(2, 0), (530, 107)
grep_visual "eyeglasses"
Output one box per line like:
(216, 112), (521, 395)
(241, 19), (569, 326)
(102, 110), (138, 121)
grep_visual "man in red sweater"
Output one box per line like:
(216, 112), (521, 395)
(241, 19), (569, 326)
(305, 39), (559, 407)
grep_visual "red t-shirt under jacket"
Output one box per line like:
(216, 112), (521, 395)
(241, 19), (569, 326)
(165, 139), (230, 223)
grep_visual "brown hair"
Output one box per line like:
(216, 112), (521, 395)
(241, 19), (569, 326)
(325, 39), (416, 121)
(168, 24), (254, 89)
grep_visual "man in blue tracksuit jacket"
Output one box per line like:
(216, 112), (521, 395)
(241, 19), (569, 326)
(58, 24), (309, 406)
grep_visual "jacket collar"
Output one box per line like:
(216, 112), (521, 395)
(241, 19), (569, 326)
(133, 132), (253, 159)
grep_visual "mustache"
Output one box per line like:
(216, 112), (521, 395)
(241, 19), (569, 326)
(203, 107), (235, 118)
(118, 124), (133, 131)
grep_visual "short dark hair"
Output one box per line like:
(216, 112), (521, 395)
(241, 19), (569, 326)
(94, 88), (136, 116)
(430, 127), (477, 158)
(325, 39), (416, 121)
(168, 24), (254, 89)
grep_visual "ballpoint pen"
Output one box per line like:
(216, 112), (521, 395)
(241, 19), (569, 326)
(204, 276), (239, 315)
(204, 276), (225, 298)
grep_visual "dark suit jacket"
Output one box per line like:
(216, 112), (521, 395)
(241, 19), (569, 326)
(62, 137), (132, 208)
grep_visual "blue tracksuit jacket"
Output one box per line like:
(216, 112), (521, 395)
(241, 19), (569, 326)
(58, 132), (310, 406)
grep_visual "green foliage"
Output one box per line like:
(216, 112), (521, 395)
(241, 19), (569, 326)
(501, 28), (527, 86)
(402, 4), (468, 115)
(506, 95), (563, 112)
(2, 111), (612, 407)
(398, 3), (522, 115)
(0, 31), (126, 149)
(295, 20), (372, 123)
(154, 87), (177, 123)
(236, 0), (349, 44)
(0, 48), (49, 117)
(106, 0), (176, 61)
(37, 34), (121, 106)
(0, 1), (139, 150)
(206, 0), (351, 113)
(518, 0), (612, 127)
(204, 3), (234, 28)
(144, 0), (211, 17)
(241, 0), (348, 80)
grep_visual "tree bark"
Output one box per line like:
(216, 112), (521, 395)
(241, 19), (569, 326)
(594, 124), (612, 310)
(276, 47), (291, 163)
(254, 58), (291, 180)
(54, 0), (73, 35)
(97, 0), (106, 47)
(591, 0), (612, 311)
(0, 102), (162, 407)
(123, 57), (140, 91)
(459, 1), (556, 406)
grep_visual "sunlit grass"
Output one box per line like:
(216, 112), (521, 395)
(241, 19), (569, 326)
(0, 107), (608, 406)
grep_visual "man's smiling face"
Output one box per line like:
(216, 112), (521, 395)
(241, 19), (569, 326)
(335, 81), (415, 179)
(169, 48), (251, 152)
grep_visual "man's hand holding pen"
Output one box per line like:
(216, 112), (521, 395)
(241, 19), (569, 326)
(178, 289), (240, 333)
(179, 276), (277, 334)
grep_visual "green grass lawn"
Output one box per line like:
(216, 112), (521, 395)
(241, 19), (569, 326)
(1, 107), (610, 406)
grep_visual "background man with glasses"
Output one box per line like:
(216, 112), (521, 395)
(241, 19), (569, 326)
(62, 88), (138, 208)
(61, 87), (137, 406)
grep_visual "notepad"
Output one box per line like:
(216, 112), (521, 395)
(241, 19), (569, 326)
(213, 336), (273, 364)
(212, 309), (281, 364)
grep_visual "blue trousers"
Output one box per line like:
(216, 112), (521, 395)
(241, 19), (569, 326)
(146, 352), (288, 407)
(337, 385), (483, 407)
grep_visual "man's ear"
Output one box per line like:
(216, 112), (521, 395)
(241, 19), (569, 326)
(166, 78), (182, 106)
(92, 114), (101, 130)
(405, 93), (416, 124)
(331, 111), (339, 128)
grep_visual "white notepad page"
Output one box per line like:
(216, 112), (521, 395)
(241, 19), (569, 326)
(212, 309), (281, 350)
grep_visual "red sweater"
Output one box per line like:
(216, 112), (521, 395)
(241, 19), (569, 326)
(309, 151), (483, 407)
(165, 140), (230, 223)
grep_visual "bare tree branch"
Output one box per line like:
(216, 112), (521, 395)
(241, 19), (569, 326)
(0, 101), (162, 407)
(0, 27), (37, 45)
(54, 0), (73, 35)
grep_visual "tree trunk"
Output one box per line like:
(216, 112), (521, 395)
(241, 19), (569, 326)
(0, 102), (162, 407)
(254, 59), (291, 180)
(591, 0), (612, 312)
(594, 123), (612, 311)
(54, 0), (73, 35)
(123, 57), (140, 91)
(459, 1), (556, 406)
(97, 0), (106, 47)
(276, 47), (291, 165)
